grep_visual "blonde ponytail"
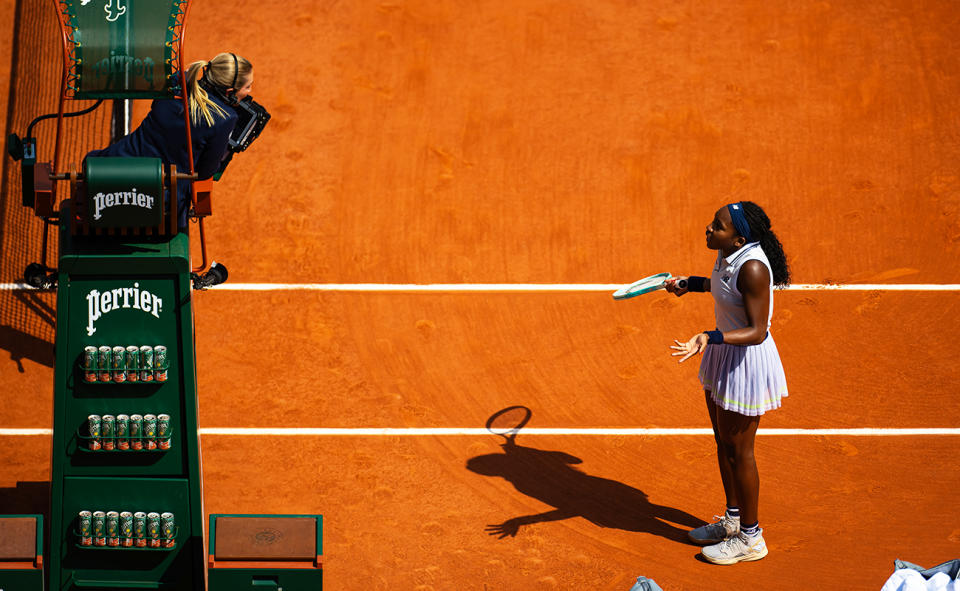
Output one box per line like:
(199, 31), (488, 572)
(185, 58), (230, 127)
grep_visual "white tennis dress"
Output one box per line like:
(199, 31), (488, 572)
(698, 242), (788, 416)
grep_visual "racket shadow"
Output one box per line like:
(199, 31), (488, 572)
(466, 440), (706, 544)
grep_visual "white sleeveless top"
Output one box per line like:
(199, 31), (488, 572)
(710, 242), (774, 332)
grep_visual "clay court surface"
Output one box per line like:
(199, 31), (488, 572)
(2, 1), (960, 589)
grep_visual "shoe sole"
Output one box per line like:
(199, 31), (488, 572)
(701, 545), (768, 565)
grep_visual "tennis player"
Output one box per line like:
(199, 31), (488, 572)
(665, 201), (790, 565)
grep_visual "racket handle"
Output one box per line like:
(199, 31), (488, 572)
(677, 279), (687, 290)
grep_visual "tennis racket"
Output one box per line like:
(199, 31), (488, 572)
(485, 406), (532, 445)
(612, 272), (672, 300)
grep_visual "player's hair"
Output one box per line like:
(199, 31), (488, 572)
(740, 201), (791, 287)
(184, 53), (253, 126)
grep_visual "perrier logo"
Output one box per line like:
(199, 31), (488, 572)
(89, 51), (157, 88)
(91, 188), (157, 221)
(86, 283), (163, 336)
(80, 0), (127, 22)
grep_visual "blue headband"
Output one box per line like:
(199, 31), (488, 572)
(726, 202), (753, 242)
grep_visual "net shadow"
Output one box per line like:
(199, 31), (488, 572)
(0, 0), (111, 369)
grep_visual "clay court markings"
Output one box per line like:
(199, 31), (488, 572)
(3, 428), (959, 436)
(4, 283), (960, 291)
(3, 281), (957, 437)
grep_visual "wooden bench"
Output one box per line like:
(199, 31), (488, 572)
(0, 515), (43, 590)
(208, 514), (323, 591)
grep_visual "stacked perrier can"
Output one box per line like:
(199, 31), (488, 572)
(82, 344), (168, 383)
(85, 413), (171, 451)
(77, 509), (176, 548)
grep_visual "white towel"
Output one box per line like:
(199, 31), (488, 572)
(881, 569), (960, 591)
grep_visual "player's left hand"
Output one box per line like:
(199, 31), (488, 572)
(670, 333), (709, 363)
(485, 519), (522, 538)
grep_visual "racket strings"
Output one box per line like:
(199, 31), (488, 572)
(486, 406), (532, 434)
(612, 272), (672, 299)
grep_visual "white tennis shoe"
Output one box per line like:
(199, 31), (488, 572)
(701, 531), (768, 565)
(688, 513), (740, 545)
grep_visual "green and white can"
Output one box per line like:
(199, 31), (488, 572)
(101, 414), (115, 450)
(111, 346), (126, 383)
(134, 511), (147, 547)
(154, 345), (168, 382)
(161, 512), (176, 547)
(78, 510), (93, 546)
(116, 414), (129, 450)
(129, 414), (143, 450)
(87, 414), (101, 451)
(92, 511), (106, 546)
(139, 345), (154, 382)
(106, 510), (120, 546)
(97, 345), (112, 382)
(143, 414), (157, 450)
(147, 512), (161, 548)
(83, 346), (98, 383)
(126, 345), (140, 382)
(157, 414), (171, 449)
(120, 511), (134, 547)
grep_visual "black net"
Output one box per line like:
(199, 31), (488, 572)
(0, 0), (112, 368)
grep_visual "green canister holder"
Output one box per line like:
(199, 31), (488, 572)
(84, 157), (164, 228)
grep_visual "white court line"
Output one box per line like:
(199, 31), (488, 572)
(2, 428), (959, 436)
(3, 282), (960, 292)
(207, 283), (960, 292)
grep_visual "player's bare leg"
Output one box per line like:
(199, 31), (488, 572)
(700, 406), (767, 564)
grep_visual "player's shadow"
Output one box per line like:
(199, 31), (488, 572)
(467, 440), (706, 543)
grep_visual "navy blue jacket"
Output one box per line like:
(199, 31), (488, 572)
(87, 92), (237, 228)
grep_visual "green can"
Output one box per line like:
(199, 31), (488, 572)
(92, 511), (106, 546)
(139, 345), (154, 382)
(98, 346), (112, 382)
(129, 414), (143, 450)
(78, 510), (93, 546)
(147, 512), (161, 548)
(83, 346), (98, 383)
(111, 346), (126, 383)
(126, 345), (140, 382)
(106, 511), (120, 546)
(143, 414), (157, 450)
(157, 414), (171, 449)
(154, 345), (168, 382)
(102, 415), (115, 451)
(116, 414), (129, 450)
(160, 512), (176, 547)
(120, 511), (134, 547)
(134, 512), (147, 547)
(87, 414), (101, 451)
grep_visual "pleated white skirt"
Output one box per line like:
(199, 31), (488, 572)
(698, 333), (788, 416)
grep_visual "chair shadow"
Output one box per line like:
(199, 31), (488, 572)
(466, 440), (706, 543)
(0, 481), (50, 518)
(0, 289), (56, 371)
(0, 481), (51, 580)
(0, 323), (55, 371)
